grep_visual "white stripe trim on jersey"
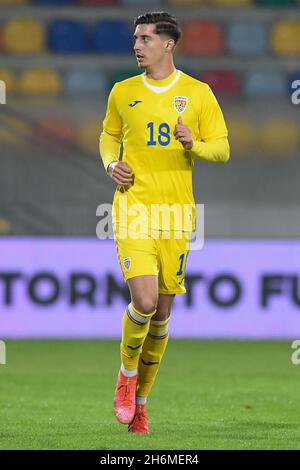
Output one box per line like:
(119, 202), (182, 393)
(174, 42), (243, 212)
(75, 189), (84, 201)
(127, 303), (151, 324)
(141, 70), (181, 94)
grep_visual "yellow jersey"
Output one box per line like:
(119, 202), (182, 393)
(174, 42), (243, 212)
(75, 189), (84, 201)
(100, 68), (228, 232)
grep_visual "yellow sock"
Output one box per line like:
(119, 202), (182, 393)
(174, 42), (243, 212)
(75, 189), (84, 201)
(120, 303), (156, 371)
(136, 318), (169, 398)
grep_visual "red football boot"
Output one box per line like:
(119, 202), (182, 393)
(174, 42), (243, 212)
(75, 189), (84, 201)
(128, 404), (149, 434)
(113, 370), (137, 424)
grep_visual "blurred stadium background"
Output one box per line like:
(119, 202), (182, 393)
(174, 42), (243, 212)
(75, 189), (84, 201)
(0, 0), (300, 237)
(1, 0), (300, 450)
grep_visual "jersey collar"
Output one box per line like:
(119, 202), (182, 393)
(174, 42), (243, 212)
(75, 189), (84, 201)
(141, 69), (181, 94)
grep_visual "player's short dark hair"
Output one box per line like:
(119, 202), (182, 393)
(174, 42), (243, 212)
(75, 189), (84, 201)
(134, 11), (181, 45)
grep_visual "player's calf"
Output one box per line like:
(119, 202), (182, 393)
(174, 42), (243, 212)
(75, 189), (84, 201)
(114, 303), (156, 424)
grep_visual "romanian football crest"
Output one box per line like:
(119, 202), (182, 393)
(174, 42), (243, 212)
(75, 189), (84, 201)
(174, 96), (188, 114)
(123, 257), (131, 270)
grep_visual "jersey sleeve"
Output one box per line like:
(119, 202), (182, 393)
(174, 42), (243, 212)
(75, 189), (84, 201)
(190, 137), (230, 163)
(102, 83), (123, 137)
(199, 85), (228, 142)
(99, 84), (123, 172)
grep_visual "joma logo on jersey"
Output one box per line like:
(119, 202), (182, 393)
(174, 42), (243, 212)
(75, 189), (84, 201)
(129, 100), (143, 108)
(174, 96), (188, 113)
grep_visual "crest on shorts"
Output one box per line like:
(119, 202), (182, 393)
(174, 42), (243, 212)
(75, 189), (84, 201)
(174, 96), (188, 114)
(123, 257), (131, 270)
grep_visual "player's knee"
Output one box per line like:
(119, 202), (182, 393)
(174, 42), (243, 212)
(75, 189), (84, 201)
(132, 298), (158, 316)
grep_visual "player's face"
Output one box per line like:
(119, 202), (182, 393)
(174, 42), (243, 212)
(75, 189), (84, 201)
(133, 24), (172, 69)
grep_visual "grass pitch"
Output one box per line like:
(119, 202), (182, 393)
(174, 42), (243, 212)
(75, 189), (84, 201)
(0, 339), (299, 450)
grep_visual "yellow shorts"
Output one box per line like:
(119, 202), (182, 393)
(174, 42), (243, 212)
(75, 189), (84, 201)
(114, 228), (191, 295)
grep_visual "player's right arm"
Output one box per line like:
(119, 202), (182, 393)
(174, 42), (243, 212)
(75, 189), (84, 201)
(99, 84), (134, 185)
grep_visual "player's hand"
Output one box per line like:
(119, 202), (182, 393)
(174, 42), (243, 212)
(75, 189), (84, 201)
(173, 117), (193, 150)
(107, 161), (134, 186)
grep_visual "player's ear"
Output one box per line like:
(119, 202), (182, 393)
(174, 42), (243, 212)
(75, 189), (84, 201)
(165, 38), (175, 52)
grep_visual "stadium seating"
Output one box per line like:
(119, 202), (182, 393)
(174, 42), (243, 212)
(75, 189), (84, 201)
(77, 0), (119, 4)
(255, 0), (297, 5)
(0, 69), (17, 94)
(227, 118), (257, 155)
(0, 218), (11, 235)
(19, 68), (62, 95)
(122, 0), (162, 5)
(0, 116), (31, 146)
(167, 0), (205, 5)
(259, 119), (299, 155)
(201, 70), (241, 94)
(244, 71), (286, 96)
(181, 20), (224, 55)
(37, 117), (77, 146)
(3, 17), (45, 54)
(0, 1), (298, 162)
(0, 29), (4, 53)
(210, 0), (251, 5)
(65, 70), (107, 95)
(271, 21), (300, 55)
(33, 0), (73, 4)
(78, 118), (102, 154)
(93, 20), (132, 53)
(0, 0), (27, 4)
(1, 0), (300, 244)
(227, 22), (268, 56)
(48, 20), (89, 53)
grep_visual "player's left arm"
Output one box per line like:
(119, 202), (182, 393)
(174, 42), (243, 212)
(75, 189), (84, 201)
(173, 86), (230, 163)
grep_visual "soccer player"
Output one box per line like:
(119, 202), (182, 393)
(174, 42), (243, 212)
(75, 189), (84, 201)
(99, 11), (229, 434)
